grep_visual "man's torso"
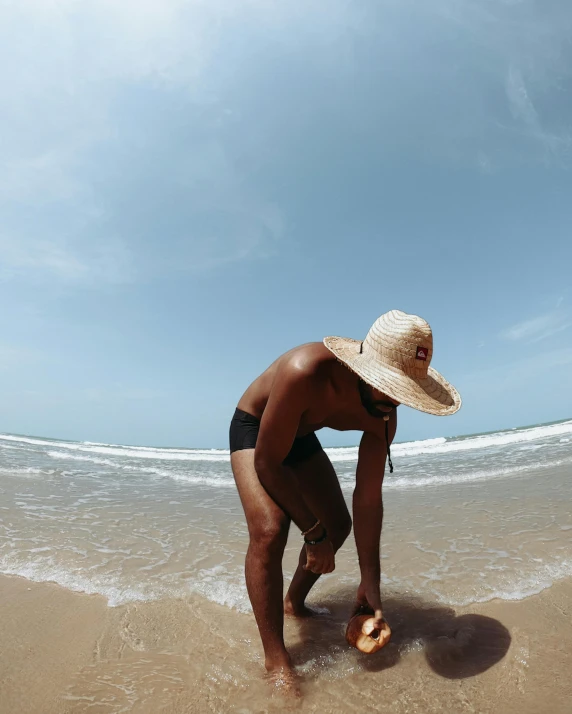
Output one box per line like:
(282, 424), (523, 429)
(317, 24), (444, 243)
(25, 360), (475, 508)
(236, 342), (395, 441)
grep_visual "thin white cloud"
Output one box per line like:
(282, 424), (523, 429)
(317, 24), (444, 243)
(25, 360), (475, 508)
(83, 386), (167, 403)
(0, 0), (293, 284)
(506, 65), (538, 127)
(0, 149), (85, 205)
(504, 64), (572, 159)
(0, 237), (134, 285)
(14, 385), (167, 402)
(432, 0), (572, 165)
(0, 343), (39, 370)
(1, 0), (571, 287)
(501, 310), (572, 343)
(477, 151), (494, 174)
(461, 346), (572, 394)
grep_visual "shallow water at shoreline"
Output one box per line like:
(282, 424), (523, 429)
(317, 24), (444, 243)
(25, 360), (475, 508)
(0, 419), (571, 611)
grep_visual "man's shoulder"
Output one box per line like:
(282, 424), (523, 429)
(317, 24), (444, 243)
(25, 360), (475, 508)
(267, 344), (334, 405)
(281, 342), (333, 378)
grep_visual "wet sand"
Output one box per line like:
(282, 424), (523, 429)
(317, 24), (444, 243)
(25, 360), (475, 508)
(1, 573), (571, 714)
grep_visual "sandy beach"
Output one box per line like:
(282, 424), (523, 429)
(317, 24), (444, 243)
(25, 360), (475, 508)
(1, 573), (571, 713)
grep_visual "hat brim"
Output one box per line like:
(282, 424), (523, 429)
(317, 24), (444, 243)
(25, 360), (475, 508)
(323, 336), (461, 416)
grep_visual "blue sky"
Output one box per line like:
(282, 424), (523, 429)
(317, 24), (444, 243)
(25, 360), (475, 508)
(1, 0), (571, 448)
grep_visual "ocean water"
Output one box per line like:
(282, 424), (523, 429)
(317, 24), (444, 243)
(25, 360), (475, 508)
(1, 419), (571, 612)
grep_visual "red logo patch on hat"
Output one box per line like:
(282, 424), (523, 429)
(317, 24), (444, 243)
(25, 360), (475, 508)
(416, 346), (428, 361)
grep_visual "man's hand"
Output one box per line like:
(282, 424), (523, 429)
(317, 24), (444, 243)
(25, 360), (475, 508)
(353, 580), (385, 630)
(303, 539), (335, 574)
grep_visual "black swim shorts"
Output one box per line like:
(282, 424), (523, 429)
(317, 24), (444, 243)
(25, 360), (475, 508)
(229, 408), (323, 466)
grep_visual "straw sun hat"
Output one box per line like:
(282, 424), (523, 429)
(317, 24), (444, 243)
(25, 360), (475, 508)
(323, 310), (461, 416)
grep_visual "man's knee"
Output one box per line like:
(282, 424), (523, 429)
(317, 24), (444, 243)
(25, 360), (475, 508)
(328, 514), (352, 547)
(248, 515), (290, 554)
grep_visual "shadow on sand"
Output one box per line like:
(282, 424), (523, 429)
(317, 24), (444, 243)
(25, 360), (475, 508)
(288, 587), (511, 680)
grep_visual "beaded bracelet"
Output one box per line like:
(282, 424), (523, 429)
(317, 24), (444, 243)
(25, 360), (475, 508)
(301, 519), (321, 537)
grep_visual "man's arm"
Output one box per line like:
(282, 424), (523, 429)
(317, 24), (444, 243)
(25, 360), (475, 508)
(254, 359), (335, 574)
(352, 412), (397, 625)
(254, 360), (317, 531)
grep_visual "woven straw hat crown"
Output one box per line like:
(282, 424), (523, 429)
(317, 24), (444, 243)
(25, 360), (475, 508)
(363, 311), (433, 380)
(323, 309), (461, 416)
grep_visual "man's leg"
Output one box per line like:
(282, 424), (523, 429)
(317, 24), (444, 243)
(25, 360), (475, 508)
(231, 449), (292, 673)
(284, 449), (352, 615)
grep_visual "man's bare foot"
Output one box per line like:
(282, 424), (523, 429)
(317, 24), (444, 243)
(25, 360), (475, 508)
(284, 596), (322, 618)
(265, 665), (301, 697)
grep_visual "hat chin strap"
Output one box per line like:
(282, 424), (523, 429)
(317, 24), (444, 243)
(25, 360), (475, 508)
(357, 378), (394, 474)
(385, 420), (394, 474)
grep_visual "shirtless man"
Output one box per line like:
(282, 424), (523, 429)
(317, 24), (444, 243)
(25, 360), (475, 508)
(229, 310), (461, 683)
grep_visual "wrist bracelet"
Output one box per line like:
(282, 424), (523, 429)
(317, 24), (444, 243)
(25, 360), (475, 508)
(301, 519), (320, 537)
(304, 527), (328, 546)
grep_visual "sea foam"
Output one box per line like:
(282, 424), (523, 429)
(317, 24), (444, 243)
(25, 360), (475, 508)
(2, 419), (571, 463)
